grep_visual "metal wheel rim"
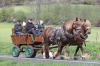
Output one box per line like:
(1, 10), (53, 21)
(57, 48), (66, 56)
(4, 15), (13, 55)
(26, 48), (31, 57)
(12, 47), (18, 56)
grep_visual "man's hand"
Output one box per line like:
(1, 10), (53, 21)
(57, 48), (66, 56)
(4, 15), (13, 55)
(32, 28), (34, 29)
(36, 29), (38, 30)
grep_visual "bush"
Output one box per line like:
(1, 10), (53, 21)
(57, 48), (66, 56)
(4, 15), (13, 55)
(0, 8), (14, 22)
(83, 0), (94, 4)
(7, 10), (26, 23)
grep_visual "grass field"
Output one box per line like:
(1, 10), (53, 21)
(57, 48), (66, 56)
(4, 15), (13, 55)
(0, 23), (100, 60)
(0, 59), (69, 66)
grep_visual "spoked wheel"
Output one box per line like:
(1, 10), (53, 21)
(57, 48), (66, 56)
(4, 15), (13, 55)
(25, 45), (36, 58)
(12, 45), (20, 57)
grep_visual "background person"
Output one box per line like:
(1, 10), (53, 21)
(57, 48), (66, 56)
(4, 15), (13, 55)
(14, 20), (23, 35)
(36, 20), (45, 35)
(26, 19), (37, 36)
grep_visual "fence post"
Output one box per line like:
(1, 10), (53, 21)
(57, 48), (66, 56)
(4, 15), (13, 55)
(95, 33), (98, 44)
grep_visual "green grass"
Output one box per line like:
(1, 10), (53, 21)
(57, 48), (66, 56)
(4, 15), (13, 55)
(0, 58), (34, 66)
(0, 23), (14, 55)
(0, 59), (68, 66)
(87, 27), (100, 42)
(0, 59), (98, 66)
(0, 23), (100, 60)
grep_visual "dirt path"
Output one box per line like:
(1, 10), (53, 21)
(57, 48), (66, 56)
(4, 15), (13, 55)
(0, 55), (100, 66)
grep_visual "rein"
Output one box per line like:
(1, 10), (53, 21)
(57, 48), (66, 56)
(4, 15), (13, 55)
(79, 23), (89, 39)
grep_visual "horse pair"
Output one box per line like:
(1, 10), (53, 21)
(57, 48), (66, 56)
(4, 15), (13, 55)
(41, 18), (91, 59)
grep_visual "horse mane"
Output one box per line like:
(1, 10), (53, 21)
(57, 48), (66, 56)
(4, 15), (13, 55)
(82, 19), (91, 27)
(65, 18), (81, 31)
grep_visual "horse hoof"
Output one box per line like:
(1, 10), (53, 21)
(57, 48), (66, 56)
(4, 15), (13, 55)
(60, 57), (64, 59)
(74, 56), (78, 60)
(42, 55), (46, 59)
(53, 56), (56, 59)
(65, 57), (70, 60)
(81, 56), (86, 60)
(82, 57), (86, 60)
(49, 52), (53, 58)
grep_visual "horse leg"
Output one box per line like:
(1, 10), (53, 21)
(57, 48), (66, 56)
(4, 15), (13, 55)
(42, 43), (49, 59)
(65, 44), (69, 60)
(48, 44), (53, 58)
(59, 45), (64, 59)
(42, 44), (46, 59)
(74, 46), (79, 60)
(53, 42), (62, 59)
(79, 44), (85, 59)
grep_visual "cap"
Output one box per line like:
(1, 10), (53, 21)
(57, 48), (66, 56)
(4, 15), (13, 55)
(29, 18), (33, 20)
(17, 20), (21, 22)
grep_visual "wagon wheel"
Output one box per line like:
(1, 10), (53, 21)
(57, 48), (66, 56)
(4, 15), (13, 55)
(12, 45), (20, 57)
(25, 45), (36, 58)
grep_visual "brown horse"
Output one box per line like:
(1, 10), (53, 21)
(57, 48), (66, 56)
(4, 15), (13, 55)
(73, 19), (91, 59)
(53, 18), (82, 59)
(53, 19), (91, 60)
(41, 27), (57, 58)
(42, 18), (82, 59)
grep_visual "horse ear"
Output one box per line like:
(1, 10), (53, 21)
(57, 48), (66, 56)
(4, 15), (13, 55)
(84, 19), (86, 22)
(76, 18), (78, 21)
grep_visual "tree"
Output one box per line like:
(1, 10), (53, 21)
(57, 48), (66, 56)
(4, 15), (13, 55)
(36, 0), (41, 20)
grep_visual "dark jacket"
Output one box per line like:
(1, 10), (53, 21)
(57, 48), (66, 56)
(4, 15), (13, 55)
(14, 24), (23, 32)
(36, 22), (45, 32)
(26, 22), (36, 31)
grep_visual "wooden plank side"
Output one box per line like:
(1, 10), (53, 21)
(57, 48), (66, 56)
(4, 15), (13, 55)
(26, 35), (34, 44)
(11, 35), (15, 44)
(11, 34), (43, 45)
(34, 37), (43, 42)
(16, 35), (27, 44)
(11, 35), (28, 44)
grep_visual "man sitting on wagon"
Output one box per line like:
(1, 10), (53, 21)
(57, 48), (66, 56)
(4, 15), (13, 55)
(26, 19), (38, 37)
(14, 20), (23, 35)
(35, 20), (45, 36)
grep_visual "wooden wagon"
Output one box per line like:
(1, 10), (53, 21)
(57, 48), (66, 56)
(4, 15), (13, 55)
(11, 28), (43, 58)
(11, 27), (58, 58)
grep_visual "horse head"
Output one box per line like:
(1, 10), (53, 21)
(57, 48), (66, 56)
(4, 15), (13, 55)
(82, 19), (91, 35)
(79, 19), (91, 39)
(63, 18), (82, 39)
(72, 18), (82, 34)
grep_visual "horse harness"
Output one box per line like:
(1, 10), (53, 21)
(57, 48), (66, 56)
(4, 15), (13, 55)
(48, 28), (57, 42)
(79, 22), (90, 40)
(62, 21), (78, 39)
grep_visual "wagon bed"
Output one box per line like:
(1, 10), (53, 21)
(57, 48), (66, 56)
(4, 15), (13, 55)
(11, 34), (43, 45)
(11, 34), (44, 58)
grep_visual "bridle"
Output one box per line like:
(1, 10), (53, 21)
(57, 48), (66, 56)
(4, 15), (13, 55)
(79, 22), (91, 39)
(82, 22), (91, 35)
